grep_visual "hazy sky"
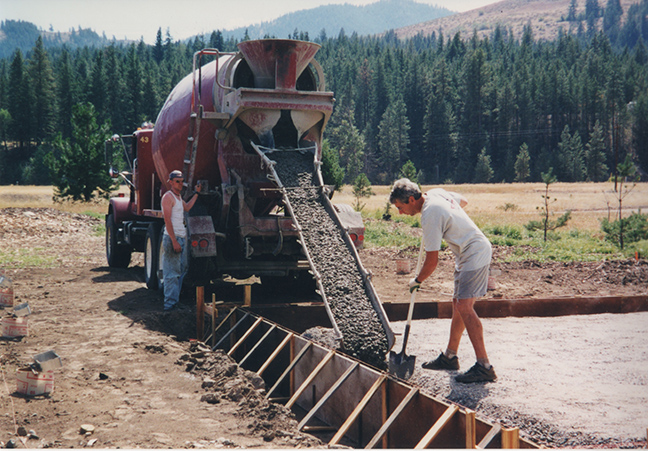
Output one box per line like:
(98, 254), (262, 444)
(1, 0), (500, 44)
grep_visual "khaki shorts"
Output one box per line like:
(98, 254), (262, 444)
(453, 265), (490, 300)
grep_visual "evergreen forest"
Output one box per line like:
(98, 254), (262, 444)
(1, 0), (648, 187)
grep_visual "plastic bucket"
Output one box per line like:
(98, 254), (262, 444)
(396, 259), (410, 274)
(2, 317), (28, 337)
(16, 368), (54, 396)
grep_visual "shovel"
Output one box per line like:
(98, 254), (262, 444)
(388, 241), (425, 380)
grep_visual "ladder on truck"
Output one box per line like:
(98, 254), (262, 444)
(181, 48), (234, 196)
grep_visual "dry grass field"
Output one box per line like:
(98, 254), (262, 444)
(1, 182), (647, 233)
(333, 182), (648, 232)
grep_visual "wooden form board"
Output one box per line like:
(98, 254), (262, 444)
(213, 308), (539, 449)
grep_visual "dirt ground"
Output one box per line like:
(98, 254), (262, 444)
(1, 207), (647, 448)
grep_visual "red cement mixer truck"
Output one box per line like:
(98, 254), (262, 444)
(104, 39), (364, 292)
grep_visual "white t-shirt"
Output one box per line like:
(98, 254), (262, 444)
(420, 188), (491, 271)
(163, 192), (187, 238)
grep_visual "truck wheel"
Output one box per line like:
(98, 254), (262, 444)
(144, 223), (163, 290)
(106, 213), (131, 268)
(156, 229), (165, 292)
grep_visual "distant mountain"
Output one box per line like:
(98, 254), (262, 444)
(0, 0), (453, 60)
(0, 20), (108, 59)
(222, 0), (454, 40)
(394, 0), (642, 42)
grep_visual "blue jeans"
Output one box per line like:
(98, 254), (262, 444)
(162, 234), (189, 310)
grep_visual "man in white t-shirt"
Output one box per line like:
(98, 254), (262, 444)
(390, 178), (496, 383)
(161, 170), (201, 311)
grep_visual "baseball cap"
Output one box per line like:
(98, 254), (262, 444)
(169, 170), (183, 181)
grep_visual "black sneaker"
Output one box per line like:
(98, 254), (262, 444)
(422, 353), (460, 370)
(454, 363), (497, 383)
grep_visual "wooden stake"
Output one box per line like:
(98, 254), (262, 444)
(501, 427), (519, 449)
(465, 409), (476, 449)
(211, 294), (217, 347)
(196, 286), (204, 340)
(244, 284), (252, 306)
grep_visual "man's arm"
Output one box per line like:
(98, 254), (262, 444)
(183, 184), (202, 211)
(416, 250), (439, 283)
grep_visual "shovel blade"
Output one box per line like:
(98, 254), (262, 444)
(388, 351), (417, 380)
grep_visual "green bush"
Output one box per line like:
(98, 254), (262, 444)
(600, 212), (648, 246)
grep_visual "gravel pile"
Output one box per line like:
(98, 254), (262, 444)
(270, 151), (390, 369)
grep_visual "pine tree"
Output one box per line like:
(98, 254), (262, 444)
(89, 51), (106, 122)
(153, 28), (164, 64)
(603, 0), (623, 44)
(398, 160), (419, 184)
(8, 49), (32, 148)
(125, 44), (143, 130)
(585, 121), (609, 181)
(56, 48), (76, 139)
(320, 139), (345, 190)
(474, 148), (494, 183)
(29, 36), (57, 145)
(567, 0), (578, 21)
(352, 173), (373, 212)
(556, 125), (585, 181)
(105, 44), (125, 133)
(377, 95), (410, 182)
(514, 143), (531, 182)
(632, 92), (648, 174)
(327, 103), (366, 183)
(46, 103), (114, 201)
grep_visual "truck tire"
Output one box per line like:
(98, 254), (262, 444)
(106, 213), (131, 268)
(144, 223), (163, 290)
(156, 229), (165, 292)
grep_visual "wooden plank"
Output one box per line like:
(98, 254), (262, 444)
(414, 404), (460, 449)
(228, 317), (263, 357)
(239, 324), (276, 367)
(329, 375), (386, 446)
(213, 311), (250, 350)
(196, 286), (205, 340)
(244, 284), (252, 306)
(257, 332), (293, 377)
(465, 409), (476, 449)
(477, 424), (501, 449)
(298, 362), (359, 430)
(211, 295), (217, 347)
(210, 308), (238, 351)
(286, 349), (336, 409)
(303, 425), (338, 433)
(381, 381), (388, 450)
(365, 387), (419, 449)
(501, 427), (519, 449)
(265, 342), (312, 400)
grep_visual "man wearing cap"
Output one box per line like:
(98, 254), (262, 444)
(389, 178), (496, 383)
(161, 170), (201, 311)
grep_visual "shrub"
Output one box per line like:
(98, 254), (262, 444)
(600, 212), (648, 246)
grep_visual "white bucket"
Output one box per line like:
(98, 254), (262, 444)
(16, 368), (54, 396)
(1, 317), (28, 337)
(487, 269), (501, 291)
(0, 274), (13, 308)
(33, 350), (63, 371)
(396, 259), (410, 274)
